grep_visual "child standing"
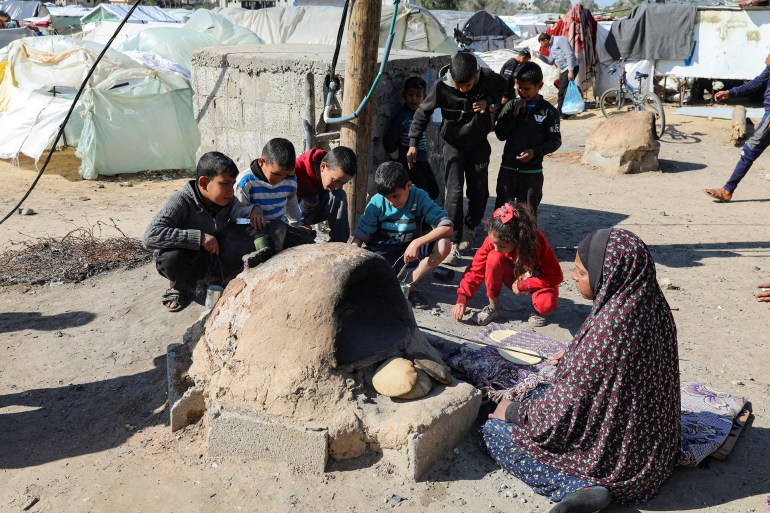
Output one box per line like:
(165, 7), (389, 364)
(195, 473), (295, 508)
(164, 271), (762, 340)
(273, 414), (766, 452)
(384, 76), (440, 200)
(452, 202), (562, 327)
(407, 52), (508, 264)
(494, 62), (561, 216)
(294, 145), (357, 242)
(143, 151), (257, 312)
(499, 47), (531, 106)
(235, 138), (314, 248)
(352, 162), (453, 309)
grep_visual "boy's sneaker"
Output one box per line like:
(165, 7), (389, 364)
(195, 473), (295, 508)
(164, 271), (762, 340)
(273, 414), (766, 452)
(408, 289), (430, 310)
(458, 226), (476, 251)
(473, 305), (498, 326)
(445, 245), (462, 266)
(432, 266), (456, 282)
(528, 311), (547, 327)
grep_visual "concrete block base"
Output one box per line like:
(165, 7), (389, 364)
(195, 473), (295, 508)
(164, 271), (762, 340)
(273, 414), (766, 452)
(208, 408), (329, 473)
(363, 381), (481, 480)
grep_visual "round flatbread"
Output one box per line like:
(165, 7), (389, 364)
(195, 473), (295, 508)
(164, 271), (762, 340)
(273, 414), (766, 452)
(411, 352), (452, 385)
(396, 369), (433, 400)
(464, 342), (543, 366)
(372, 357), (418, 397)
(489, 329), (518, 343)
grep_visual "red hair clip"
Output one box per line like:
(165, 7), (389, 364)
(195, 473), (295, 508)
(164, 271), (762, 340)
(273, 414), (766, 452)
(493, 203), (517, 223)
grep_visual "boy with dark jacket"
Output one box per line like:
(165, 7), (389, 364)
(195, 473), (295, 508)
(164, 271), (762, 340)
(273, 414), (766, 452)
(494, 62), (561, 217)
(407, 52), (507, 264)
(143, 152), (256, 312)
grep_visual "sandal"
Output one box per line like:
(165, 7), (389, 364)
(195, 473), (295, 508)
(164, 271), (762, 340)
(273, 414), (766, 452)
(162, 288), (191, 313)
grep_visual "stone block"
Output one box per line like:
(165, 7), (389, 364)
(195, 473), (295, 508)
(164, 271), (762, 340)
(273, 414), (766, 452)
(582, 111), (659, 174)
(208, 408), (329, 473)
(364, 381), (482, 480)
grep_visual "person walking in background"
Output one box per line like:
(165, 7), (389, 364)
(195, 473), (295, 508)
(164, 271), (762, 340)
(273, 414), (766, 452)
(537, 33), (578, 118)
(499, 47), (532, 106)
(705, 53), (770, 202)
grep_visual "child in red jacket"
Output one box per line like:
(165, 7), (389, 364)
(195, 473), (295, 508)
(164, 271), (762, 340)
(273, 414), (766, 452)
(452, 202), (562, 327)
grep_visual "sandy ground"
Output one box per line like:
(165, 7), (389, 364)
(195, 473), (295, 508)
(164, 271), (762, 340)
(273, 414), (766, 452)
(1, 107), (769, 513)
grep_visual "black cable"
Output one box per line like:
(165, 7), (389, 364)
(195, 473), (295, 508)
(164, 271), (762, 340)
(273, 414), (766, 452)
(327, 0), (350, 90)
(0, 0), (145, 226)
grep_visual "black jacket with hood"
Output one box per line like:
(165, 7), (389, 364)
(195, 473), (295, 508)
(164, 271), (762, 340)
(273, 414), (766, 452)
(408, 64), (507, 152)
(494, 96), (562, 171)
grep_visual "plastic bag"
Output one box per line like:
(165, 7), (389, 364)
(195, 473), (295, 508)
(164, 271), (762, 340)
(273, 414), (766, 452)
(562, 80), (584, 115)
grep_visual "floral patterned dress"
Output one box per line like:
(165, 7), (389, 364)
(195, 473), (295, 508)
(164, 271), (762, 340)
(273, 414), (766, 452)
(483, 229), (681, 505)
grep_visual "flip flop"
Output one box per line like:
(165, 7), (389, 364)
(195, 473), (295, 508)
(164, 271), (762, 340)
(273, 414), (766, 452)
(161, 288), (191, 313)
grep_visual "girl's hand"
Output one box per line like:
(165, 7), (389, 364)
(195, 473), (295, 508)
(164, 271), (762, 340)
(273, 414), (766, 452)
(452, 303), (467, 321)
(488, 398), (514, 420)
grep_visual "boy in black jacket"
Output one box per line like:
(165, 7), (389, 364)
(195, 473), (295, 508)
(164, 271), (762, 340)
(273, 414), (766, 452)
(494, 62), (561, 217)
(407, 52), (507, 263)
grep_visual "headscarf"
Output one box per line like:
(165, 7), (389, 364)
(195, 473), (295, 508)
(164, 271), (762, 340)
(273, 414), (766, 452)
(510, 228), (681, 505)
(577, 228), (611, 295)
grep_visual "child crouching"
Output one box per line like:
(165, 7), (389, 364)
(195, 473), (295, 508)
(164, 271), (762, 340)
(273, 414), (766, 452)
(453, 202), (562, 327)
(143, 151), (258, 312)
(352, 162), (453, 309)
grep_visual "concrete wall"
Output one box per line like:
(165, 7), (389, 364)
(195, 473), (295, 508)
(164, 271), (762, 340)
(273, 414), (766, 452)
(191, 44), (451, 197)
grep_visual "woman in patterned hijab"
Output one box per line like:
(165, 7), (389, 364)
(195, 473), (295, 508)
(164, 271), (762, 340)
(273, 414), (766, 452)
(483, 228), (680, 512)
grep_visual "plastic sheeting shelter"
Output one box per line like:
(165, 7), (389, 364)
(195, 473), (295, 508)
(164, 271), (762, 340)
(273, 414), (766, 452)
(80, 4), (179, 26)
(431, 9), (518, 52)
(116, 10), (263, 72)
(0, 0), (48, 21)
(216, 4), (456, 54)
(0, 26), (35, 50)
(657, 8), (770, 80)
(0, 37), (199, 179)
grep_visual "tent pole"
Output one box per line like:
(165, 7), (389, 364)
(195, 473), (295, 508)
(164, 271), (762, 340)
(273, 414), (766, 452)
(340, 0), (382, 231)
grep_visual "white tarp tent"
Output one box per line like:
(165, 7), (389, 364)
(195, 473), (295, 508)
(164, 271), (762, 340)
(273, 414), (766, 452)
(0, 37), (199, 179)
(215, 4), (456, 54)
(594, 21), (653, 98)
(657, 8), (770, 80)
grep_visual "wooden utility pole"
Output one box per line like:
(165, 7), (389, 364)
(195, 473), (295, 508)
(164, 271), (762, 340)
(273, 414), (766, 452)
(341, 0), (382, 230)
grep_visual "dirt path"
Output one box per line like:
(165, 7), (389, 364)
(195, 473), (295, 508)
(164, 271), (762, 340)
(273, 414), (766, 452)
(1, 107), (769, 513)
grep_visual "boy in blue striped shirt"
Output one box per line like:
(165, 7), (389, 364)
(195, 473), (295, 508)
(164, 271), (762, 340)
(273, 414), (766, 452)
(352, 162), (453, 308)
(235, 138), (314, 250)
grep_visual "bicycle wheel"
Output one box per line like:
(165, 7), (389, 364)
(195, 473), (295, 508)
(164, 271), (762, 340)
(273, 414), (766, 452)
(599, 88), (626, 117)
(641, 92), (666, 139)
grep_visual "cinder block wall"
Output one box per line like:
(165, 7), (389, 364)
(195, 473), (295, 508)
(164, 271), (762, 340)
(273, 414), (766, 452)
(191, 44), (451, 197)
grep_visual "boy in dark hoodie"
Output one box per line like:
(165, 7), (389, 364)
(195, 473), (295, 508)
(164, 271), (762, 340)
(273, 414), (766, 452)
(494, 62), (561, 217)
(407, 52), (507, 264)
(143, 151), (256, 312)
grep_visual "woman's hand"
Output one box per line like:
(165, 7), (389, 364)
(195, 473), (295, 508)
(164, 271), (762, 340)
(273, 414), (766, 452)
(548, 350), (565, 365)
(452, 303), (467, 321)
(488, 398), (514, 421)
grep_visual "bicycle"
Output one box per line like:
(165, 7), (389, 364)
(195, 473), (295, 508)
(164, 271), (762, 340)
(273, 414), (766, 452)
(599, 60), (666, 139)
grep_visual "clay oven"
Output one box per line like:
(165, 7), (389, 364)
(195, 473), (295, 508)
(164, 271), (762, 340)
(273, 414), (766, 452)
(169, 244), (480, 479)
